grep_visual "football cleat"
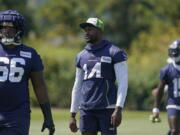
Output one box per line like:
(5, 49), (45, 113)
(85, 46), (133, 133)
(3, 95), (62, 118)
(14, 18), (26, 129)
(149, 115), (161, 123)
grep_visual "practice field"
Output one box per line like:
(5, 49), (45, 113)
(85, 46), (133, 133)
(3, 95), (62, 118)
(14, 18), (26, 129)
(30, 108), (168, 135)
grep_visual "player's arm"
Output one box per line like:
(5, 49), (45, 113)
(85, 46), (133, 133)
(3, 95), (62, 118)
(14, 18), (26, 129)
(153, 80), (166, 116)
(30, 71), (55, 135)
(111, 61), (128, 127)
(69, 67), (84, 132)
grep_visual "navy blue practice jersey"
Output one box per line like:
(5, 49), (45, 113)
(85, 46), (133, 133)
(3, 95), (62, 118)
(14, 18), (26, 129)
(160, 64), (180, 105)
(0, 44), (43, 113)
(76, 40), (127, 110)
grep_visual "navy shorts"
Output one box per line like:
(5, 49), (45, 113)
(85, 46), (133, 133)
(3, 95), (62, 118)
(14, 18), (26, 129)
(166, 105), (180, 116)
(0, 117), (30, 135)
(80, 109), (116, 134)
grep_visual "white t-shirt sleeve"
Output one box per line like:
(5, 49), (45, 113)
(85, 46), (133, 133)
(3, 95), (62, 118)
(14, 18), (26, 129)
(70, 67), (84, 113)
(114, 61), (128, 108)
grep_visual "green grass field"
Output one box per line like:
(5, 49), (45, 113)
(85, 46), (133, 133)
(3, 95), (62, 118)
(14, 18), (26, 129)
(30, 108), (168, 135)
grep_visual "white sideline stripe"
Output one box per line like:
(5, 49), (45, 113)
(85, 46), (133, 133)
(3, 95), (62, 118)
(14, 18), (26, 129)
(166, 105), (180, 110)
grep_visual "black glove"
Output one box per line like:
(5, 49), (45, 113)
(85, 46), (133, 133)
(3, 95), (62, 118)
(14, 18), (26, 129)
(40, 102), (55, 135)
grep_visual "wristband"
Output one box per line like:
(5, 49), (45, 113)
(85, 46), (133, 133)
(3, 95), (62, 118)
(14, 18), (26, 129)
(152, 108), (160, 113)
(40, 102), (53, 120)
(71, 112), (76, 118)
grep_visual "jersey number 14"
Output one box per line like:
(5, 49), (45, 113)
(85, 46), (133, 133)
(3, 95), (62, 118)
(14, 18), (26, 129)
(83, 63), (102, 80)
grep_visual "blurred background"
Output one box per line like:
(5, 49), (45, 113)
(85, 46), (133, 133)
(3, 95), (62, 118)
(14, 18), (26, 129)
(1, 0), (180, 109)
(1, 0), (179, 110)
(1, 0), (180, 134)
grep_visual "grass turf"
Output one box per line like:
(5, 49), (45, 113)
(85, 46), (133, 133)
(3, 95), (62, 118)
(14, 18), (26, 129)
(29, 108), (168, 135)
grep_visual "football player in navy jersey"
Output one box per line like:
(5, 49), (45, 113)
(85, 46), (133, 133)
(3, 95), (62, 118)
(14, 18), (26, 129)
(0, 10), (55, 135)
(151, 58), (173, 97)
(152, 39), (180, 135)
(69, 18), (128, 135)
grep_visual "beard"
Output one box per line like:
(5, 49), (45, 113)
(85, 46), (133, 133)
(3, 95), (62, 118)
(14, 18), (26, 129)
(85, 35), (97, 44)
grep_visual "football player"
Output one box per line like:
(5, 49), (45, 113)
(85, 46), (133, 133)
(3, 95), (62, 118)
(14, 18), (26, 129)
(0, 10), (55, 135)
(69, 18), (128, 135)
(152, 39), (180, 135)
(151, 57), (173, 97)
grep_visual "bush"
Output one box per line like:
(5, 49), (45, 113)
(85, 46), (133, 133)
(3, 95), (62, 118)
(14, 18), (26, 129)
(126, 21), (180, 110)
(27, 39), (80, 108)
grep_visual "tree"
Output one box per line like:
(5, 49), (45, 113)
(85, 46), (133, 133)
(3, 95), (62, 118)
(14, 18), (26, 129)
(102, 0), (180, 48)
(0, 0), (37, 36)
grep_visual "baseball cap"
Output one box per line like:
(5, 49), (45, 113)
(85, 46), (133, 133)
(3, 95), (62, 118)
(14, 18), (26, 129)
(79, 17), (104, 31)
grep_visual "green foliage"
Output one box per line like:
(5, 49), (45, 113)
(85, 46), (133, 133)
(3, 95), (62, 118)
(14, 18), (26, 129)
(105, 0), (155, 48)
(0, 0), (28, 10)
(34, 0), (180, 50)
(83, 0), (179, 49)
(1, 0), (180, 110)
(28, 0), (180, 110)
(42, 53), (75, 107)
(126, 20), (180, 110)
(35, 0), (113, 44)
(36, 0), (87, 35)
(0, 0), (37, 37)
(26, 39), (80, 107)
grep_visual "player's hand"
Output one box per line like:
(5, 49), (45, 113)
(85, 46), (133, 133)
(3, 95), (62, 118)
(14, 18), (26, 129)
(69, 117), (78, 132)
(111, 107), (122, 127)
(149, 108), (161, 123)
(41, 119), (55, 135)
(40, 103), (55, 135)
